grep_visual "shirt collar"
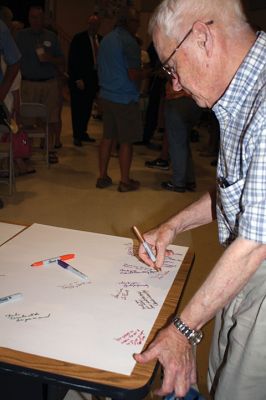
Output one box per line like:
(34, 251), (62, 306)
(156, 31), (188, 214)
(213, 31), (266, 119)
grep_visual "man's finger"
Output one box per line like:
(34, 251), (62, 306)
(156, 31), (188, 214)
(134, 344), (159, 364)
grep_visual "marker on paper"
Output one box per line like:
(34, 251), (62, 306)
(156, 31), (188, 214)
(0, 293), (23, 305)
(57, 259), (88, 280)
(132, 225), (158, 267)
(31, 253), (75, 267)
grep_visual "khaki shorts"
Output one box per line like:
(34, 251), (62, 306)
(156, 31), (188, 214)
(208, 260), (266, 399)
(21, 79), (60, 124)
(101, 98), (142, 143)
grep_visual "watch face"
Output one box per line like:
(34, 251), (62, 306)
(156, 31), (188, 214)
(189, 331), (203, 346)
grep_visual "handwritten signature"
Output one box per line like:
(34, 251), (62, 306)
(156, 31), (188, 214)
(115, 329), (146, 345)
(135, 290), (158, 310)
(57, 281), (91, 290)
(5, 312), (51, 323)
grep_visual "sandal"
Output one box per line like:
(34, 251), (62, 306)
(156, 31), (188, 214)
(117, 179), (140, 192)
(49, 151), (58, 164)
(96, 176), (112, 189)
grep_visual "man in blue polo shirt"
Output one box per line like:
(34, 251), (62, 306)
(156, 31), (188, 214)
(96, 7), (145, 192)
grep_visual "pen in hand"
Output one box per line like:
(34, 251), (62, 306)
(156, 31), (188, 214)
(132, 225), (160, 270)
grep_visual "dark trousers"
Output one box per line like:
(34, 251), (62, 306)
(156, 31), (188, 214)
(69, 81), (97, 141)
(142, 77), (165, 144)
(165, 97), (202, 186)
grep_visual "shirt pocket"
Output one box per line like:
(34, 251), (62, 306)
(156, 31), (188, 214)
(218, 178), (245, 232)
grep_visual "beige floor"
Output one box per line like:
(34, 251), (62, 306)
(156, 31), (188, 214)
(0, 104), (223, 399)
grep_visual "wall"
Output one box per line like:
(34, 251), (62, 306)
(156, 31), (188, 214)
(55, 0), (95, 39)
(54, 0), (266, 60)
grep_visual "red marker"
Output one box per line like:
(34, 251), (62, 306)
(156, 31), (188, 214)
(31, 253), (75, 267)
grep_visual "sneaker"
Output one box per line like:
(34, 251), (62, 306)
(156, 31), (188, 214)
(161, 181), (196, 192)
(161, 181), (186, 192)
(96, 176), (112, 189)
(145, 158), (169, 170)
(118, 179), (140, 192)
(186, 182), (196, 191)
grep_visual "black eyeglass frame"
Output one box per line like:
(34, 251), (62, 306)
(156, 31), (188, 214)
(161, 20), (214, 79)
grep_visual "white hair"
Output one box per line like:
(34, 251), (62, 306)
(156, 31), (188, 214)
(149, 0), (249, 40)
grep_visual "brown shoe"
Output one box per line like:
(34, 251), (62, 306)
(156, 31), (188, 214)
(96, 176), (112, 189)
(118, 179), (140, 192)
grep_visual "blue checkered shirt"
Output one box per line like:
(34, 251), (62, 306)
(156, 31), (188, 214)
(213, 31), (266, 246)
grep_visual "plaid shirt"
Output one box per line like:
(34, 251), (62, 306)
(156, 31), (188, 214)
(213, 31), (266, 246)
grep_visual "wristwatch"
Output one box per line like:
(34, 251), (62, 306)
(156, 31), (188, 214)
(172, 316), (203, 346)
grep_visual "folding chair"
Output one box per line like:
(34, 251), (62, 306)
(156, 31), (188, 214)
(20, 102), (49, 167)
(0, 124), (15, 195)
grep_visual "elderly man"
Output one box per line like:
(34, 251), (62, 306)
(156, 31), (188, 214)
(68, 15), (101, 147)
(16, 5), (64, 164)
(135, 0), (266, 399)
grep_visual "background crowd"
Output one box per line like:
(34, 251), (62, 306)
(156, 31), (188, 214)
(0, 3), (220, 207)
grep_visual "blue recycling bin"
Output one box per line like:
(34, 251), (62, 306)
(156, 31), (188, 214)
(164, 387), (206, 400)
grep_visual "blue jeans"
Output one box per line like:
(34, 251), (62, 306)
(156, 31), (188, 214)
(164, 97), (202, 186)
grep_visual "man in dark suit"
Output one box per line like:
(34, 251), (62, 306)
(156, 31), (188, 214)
(68, 15), (101, 146)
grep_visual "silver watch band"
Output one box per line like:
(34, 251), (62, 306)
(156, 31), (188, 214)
(172, 316), (203, 346)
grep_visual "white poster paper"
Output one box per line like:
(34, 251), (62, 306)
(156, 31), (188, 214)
(0, 223), (188, 375)
(0, 222), (26, 246)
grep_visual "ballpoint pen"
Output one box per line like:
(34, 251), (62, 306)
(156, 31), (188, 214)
(0, 293), (23, 305)
(57, 259), (88, 280)
(132, 225), (159, 269)
(31, 253), (75, 267)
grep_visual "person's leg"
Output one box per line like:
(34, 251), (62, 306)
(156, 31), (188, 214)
(41, 80), (61, 162)
(98, 137), (113, 178)
(96, 99), (115, 188)
(209, 261), (266, 400)
(69, 85), (88, 145)
(81, 86), (97, 142)
(54, 78), (64, 148)
(142, 78), (164, 144)
(145, 130), (170, 170)
(118, 142), (133, 184)
(166, 99), (188, 187)
(116, 102), (142, 191)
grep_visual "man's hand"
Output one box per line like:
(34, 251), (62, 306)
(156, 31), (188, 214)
(37, 51), (53, 63)
(138, 223), (176, 270)
(134, 324), (196, 397)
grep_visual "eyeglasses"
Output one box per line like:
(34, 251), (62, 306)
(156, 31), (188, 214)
(161, 20), (214, 79)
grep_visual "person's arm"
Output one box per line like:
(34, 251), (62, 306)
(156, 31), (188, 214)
(0, 62), (20, 102)
(135, 236), (266, 397)
(139, 188), (216, 270)
(38, 51), (64, 68)
(0, 21), (21, 102)
(67, 35), (84, 90)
